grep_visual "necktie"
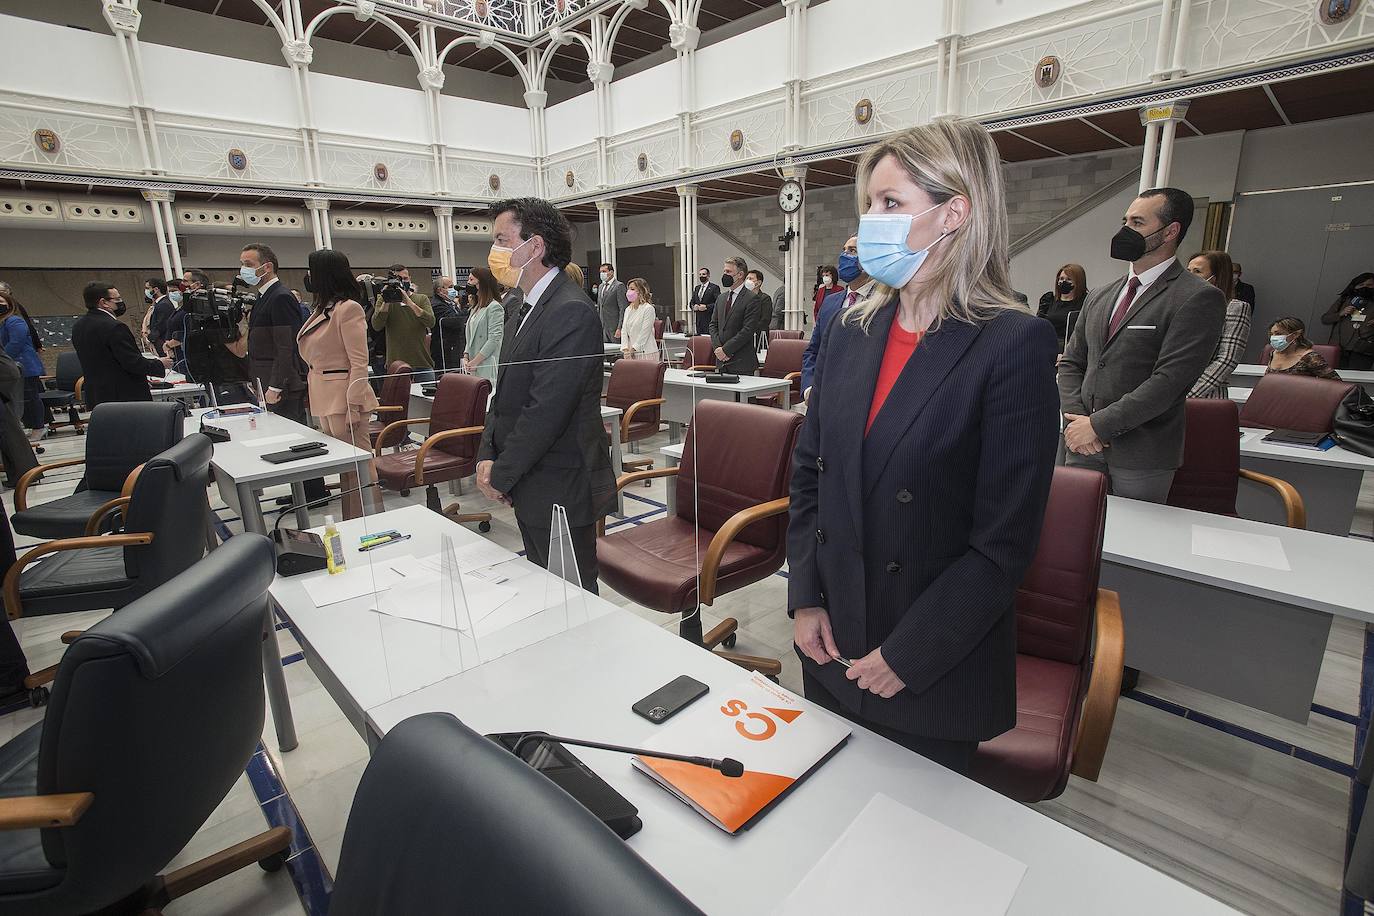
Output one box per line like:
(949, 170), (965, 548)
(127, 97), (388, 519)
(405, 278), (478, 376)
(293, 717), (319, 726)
(1107, 277), (1142, 340)
(516, 300), (533, 332)
(844, 290), (858, 309)
(723, 291), (735, 322)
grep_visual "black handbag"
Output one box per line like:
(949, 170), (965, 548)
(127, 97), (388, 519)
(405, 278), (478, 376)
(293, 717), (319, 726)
(1333, 387), (1374, 457)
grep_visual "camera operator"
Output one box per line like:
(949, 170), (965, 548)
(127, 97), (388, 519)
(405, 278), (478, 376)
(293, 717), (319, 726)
(430, 274), (466, 373)
(369, 264), (436, 382)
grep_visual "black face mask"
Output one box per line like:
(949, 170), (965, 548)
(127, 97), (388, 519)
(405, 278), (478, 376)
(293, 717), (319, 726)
(1110, 224), (1167, 262)
(721, 274), (735, 289)
(698, 276), (708, 284)
(303, 272), (314, 294)
(1056, 279), (1074, 295)
(111, 299), (127, 317)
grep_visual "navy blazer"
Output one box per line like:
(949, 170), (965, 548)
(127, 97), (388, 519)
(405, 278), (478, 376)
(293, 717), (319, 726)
(788, 302), (1059, 741)
(801, 287), (849, 395)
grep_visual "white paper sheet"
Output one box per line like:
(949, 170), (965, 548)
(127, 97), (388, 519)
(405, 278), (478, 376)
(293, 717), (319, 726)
(301, 556), (428, 607)
(420, 539), (518, 572)
(374, 571), (516, 628)
(1190, 525), (1291, 571)
(775, 793), (1026, 916)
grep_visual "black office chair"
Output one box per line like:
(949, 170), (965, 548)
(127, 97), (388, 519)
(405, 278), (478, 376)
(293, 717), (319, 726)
(11, 402), (185, 540)
(39, 351), (85, 434)
(0, 534), (291, 915)
(4, 434), (211, 701)
(329, 713), (703, 916)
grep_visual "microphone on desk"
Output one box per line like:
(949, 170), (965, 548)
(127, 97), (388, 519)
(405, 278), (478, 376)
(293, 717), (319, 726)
(510, 731), (744, 778)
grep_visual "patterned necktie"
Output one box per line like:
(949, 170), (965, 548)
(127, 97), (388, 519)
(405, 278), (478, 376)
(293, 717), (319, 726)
(723, 290), (735, 321)
(1107, 276), (1142, 339)
(516, 300), (533, 331)
(844, 290), (858, 309)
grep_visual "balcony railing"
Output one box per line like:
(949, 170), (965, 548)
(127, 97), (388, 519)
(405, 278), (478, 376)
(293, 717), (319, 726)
(380, 0), (603, 38)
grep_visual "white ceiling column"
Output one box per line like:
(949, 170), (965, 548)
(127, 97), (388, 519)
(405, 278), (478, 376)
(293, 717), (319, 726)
(677, 183), (698, 329)
(670, 15), (700, 173)
(597, 199), (618, 274)
(143, 189), (182, 279)
(525, 87), (549, 198)
(101, 1), (160, 174)
(305, 198), (330, 250)
(434, 206), (456, 280)
(781, 0), (810, 153)
(418, 23), (449, 197)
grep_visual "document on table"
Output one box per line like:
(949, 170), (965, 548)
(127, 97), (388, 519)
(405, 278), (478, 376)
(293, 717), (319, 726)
(375, 569), (516, 628)
(243, 434), (304, 448)
(775, 793), (1026, 916)
(302, 556), (428, 608)
(1190, 524), (1291, 571)
(415, 539), (519, 573)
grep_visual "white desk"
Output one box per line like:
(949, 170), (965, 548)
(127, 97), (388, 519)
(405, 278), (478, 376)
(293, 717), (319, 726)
(406, 385), (626, 517)
(661, 442), (684, 513)
(1102, 495), (1374, 721)
(1237, 427), (1374, 536)
(661, 368), (792, 441)
(661, 331), (691, 362)
(190, 404), (376, 752)
(1228, 363), (1374, 391)
(151, 380), (206, 404)
(306, 513), (1234, 915)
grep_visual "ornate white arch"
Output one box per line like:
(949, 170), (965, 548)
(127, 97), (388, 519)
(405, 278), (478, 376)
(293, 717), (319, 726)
(305, 4), (424, 66)
(439, 33), (534, 92)
(244, 0), (294, 44)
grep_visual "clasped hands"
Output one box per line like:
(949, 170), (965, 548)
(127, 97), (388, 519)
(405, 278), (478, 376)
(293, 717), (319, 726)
(476, 459), (511, 506)
(1063, 413), (1104, 456)
(793, 607), (905, 699)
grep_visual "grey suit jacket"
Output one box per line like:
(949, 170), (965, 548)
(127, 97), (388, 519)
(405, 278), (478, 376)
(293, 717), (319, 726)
(1058, 259), (1226, 470)
(596, 279), (628, 343)
(709, 286), (766, 375)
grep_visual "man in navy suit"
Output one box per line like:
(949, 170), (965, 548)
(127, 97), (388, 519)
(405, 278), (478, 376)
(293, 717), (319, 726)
(801, 235), (874, 399)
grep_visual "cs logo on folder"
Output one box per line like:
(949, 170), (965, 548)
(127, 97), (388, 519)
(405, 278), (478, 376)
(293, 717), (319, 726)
(720, 699), (804, 742)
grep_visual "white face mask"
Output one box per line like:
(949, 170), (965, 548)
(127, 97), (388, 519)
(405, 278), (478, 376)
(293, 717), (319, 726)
(744, 278), (758, 292)
(239, 265), (262, 286)
(600, 271), (611, 283)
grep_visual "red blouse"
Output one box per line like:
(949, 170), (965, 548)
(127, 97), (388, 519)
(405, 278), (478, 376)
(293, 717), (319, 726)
(865, 320), (924, 435)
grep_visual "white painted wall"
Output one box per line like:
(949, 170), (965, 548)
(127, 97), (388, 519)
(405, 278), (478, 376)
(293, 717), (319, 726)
(803, 0), (943, 79)
(960, 0), (1091, 32)
(545, 91), (597, 155)
(694, 17), (789, 109)
(1235, 112), (1374, 193)
(609, 63), (680, 135)
(0, 15), (130, 107)
(309, 73), (431, 145)
(141, 42), (298, 128)
(438, 94), (532, 156)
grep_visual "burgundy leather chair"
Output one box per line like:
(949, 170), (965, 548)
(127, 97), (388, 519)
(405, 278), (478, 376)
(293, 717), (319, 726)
(968, 466), (1124, 803)
(653, 318), (665, 347)
(1260, 343), (1341, 368)
(1168, 398), (1305, 528)
(750, 339), (806, 408)
(368, 361), (413, 451)
(768, 330), (803, 343)
(1238, 372), (1356, 434)
(682, 335), (716, 371)
(372, 373), (492, 531)
(603, 359), (667, 474)
(597, 400), (802, 677)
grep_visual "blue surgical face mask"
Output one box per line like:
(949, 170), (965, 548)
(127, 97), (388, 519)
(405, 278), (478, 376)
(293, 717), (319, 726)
(1270, 334), (1291, 352)
(239, 265), (262, 286)
(169, 291), (182, 305)
(837, 252), (861, 284)
(856, 204), (947, 289)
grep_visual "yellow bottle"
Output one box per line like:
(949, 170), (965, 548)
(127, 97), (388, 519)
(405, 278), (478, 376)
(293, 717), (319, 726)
(324, 515), (346, 575)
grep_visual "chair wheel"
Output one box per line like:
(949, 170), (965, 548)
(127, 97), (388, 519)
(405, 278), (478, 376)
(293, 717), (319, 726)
(29, 686), (49, 708)
(722, 633), (737, 649)
(258, 851), (287, 873)
(399, 489), (410, 497)
(478, 520), (491, 533)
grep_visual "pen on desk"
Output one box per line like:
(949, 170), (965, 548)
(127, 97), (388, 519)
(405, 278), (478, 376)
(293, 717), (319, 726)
(359, 534), (411, 552)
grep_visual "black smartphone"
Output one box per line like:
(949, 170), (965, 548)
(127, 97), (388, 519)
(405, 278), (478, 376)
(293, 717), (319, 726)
(290, 441), (325, 452)
(632, 675), (709, 724)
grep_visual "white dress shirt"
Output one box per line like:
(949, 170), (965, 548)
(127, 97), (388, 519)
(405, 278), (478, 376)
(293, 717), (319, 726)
(516, 268), (560, 336)
(1112, 257), (1174, 315)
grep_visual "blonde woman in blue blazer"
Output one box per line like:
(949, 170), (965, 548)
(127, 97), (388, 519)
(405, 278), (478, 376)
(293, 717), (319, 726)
(463, 267), (504, 386)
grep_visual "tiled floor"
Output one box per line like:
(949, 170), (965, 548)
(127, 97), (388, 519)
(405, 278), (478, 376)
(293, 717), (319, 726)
(4, 416), (1370, 915)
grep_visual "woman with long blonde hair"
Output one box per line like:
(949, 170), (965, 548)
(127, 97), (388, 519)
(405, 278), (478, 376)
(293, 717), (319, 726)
(619, 278), (658, 360)
(788, 119), (1059, 772)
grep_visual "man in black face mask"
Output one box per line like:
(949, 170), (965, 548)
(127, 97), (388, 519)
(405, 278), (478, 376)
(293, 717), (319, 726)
(72, 282), (170, 408)
(689, 266), (719, 336)
(1057, 188), (1225, 504)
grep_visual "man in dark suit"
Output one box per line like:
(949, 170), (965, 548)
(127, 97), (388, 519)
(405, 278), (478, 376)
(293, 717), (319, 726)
(477, 198), (615, 592)
(1233, 262), (1256, 311)
(596, 264), (629, 344)
(240, 244), (308, 418)
(709, 256), (766, 375)
(71, 282), (169, 408)
(802, 234), (875, 400)
(689, 267), (719, 335)
(144, 277), (176, 356)
(1059, 188), (1226, 503)
(746, 269), (773, 352)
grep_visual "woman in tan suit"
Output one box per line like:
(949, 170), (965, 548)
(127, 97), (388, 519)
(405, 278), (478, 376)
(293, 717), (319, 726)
(297, 249), (383, 519)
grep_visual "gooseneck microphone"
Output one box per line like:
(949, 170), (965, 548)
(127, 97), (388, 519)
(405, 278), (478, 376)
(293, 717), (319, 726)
(511, 731), (745, 778)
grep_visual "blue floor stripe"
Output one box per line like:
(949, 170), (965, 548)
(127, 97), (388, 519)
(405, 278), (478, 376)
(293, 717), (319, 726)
(1125, 690), (1356, 778)
(1315, 703), (1363, 726)
(1341, 628), (1374, 915)
(282, 651), (306, 666)
(624, 491), (668, 510)
(243, 743), (333, 915)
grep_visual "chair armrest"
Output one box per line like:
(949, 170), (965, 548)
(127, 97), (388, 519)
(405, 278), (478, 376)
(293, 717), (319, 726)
(85, 497), (132, 537)
(615, 466), (678, 493)
(14, 458), (87, 511)
(4, 533), (155, 621)
(620, 398), (666, 440)
(687, 364), (716, 372)
(373, 405), (405, 415)
(1070, 587), (1124, 782)
(1238, 468), (1306, 529)
(121, 463), (145, 498)
(0, 793), (95, 831)
(718, 650), (783, 678)
(373, 417), (432, 456)
(783, 372), (801, 383)
(74, 377), (84, 403)
(699, 497), (790, 605)
(415, 426), (485, 484)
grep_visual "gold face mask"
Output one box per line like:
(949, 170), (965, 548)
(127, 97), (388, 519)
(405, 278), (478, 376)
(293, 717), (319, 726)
(487, 236), (534, 289)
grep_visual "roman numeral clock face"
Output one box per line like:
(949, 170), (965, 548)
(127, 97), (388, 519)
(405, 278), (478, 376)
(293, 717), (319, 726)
(778, 180), (804, 214)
